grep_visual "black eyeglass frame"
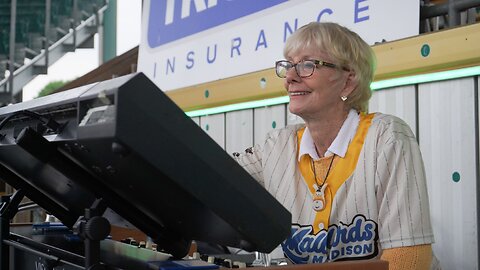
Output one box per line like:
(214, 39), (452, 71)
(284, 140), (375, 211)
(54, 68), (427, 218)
(275, 59), (349, 78)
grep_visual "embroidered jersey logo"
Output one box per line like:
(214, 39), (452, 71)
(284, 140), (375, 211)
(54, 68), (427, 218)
(281, 215), (379, 264)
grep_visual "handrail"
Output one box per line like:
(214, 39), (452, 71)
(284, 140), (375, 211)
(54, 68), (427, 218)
(0, 2), (108, 105)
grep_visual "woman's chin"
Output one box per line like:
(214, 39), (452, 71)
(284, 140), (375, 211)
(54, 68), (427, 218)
(288, 106), (303, 118)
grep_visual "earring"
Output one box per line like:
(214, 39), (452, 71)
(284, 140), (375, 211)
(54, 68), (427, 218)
(341, 96), (348, 101)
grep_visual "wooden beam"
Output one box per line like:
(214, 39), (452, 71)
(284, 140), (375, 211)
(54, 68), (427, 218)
(373, 23), (480, 80)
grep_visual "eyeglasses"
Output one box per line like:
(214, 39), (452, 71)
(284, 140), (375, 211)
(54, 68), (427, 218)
(275, 59), (347, 78)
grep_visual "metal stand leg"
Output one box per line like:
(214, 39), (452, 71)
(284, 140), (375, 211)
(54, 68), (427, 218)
(73, 199), (110, 270)
(0, 196), (10, 270)
(0, 190), (25, 270)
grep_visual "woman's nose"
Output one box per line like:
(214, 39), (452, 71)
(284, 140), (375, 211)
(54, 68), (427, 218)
(285, 67), (300, 82)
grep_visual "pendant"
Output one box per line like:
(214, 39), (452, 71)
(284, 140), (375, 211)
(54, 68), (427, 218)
(312, 183), (328, 212)
(312, 196), (326, 211)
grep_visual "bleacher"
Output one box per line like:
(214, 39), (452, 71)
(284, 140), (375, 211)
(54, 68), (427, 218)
(0, 0), (107, 105)
(421, 0), (480, 32)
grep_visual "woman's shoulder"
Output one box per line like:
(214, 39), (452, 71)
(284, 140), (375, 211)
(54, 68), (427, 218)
(371, 112), (411, 129)
(262, 123), (304, 145)
(268, 123), (304, 137)
(369, 112), (416, 141)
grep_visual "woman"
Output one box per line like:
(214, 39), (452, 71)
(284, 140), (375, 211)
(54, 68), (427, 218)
(233, 22), (434, 269)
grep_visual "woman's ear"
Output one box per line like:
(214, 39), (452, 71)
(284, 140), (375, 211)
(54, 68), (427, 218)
(340, 71), (357, 98)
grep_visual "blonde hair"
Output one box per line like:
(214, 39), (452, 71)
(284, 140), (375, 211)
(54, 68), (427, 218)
(284, 22), (376, 112)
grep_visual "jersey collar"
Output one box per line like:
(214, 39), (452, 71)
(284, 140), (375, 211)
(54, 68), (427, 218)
(298, 109), (360, 161)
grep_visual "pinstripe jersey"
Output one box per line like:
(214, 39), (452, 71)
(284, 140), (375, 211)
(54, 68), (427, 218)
(234, 112), (434, 264)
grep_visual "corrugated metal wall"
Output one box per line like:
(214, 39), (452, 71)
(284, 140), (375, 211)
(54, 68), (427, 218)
(192, 75), (479, 270)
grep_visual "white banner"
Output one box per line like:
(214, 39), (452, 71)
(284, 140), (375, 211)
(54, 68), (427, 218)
(138, 0), (419, 91)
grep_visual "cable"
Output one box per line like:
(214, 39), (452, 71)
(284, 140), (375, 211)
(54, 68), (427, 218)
(0, 110), (62, 137)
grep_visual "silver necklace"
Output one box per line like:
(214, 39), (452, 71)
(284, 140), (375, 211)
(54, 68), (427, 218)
(311, 155), (335, 212)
